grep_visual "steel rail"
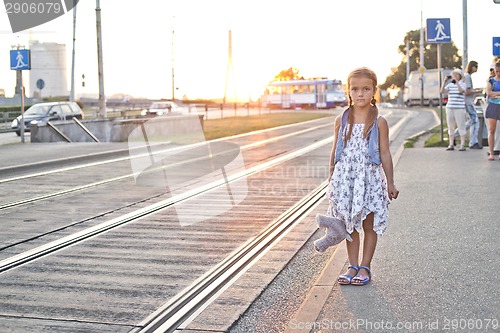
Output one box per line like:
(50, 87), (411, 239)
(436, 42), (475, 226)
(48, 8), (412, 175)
(0, 136), (333, 274)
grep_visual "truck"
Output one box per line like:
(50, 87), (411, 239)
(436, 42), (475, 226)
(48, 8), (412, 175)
(403, 68), (452, 106)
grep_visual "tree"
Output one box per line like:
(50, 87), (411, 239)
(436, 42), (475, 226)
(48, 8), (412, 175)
(273, 67), (304, 81)
(380, 29), (462, 89)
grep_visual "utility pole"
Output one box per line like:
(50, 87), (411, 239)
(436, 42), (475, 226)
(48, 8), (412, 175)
(224, 30), (235, 105)
(462, 0), (468, 69)
(70, 0), (77, 102)
(96, 0), (106, 118)
(406, 36), (410, 81)
(420, 1), (425, 106)
(171, 16), (175, 101)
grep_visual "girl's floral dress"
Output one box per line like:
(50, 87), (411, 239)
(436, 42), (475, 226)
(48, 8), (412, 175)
(327, 123), (390, 236)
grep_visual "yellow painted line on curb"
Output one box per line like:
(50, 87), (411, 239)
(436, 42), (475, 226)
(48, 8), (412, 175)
(284, 243), (348, 333)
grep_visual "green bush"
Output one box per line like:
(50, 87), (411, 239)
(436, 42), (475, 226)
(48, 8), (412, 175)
(0, 105), (33, 112)
(0, 105), (34, 120)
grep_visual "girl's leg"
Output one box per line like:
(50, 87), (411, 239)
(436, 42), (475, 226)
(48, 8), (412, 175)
(487, 118), (497, 158)
(360, 213), (377, 275)
(345, 230), (360, 276)
(495, 120), (500, 151)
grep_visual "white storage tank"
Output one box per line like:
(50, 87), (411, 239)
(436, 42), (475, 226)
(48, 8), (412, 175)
(29, 41), (68, 98)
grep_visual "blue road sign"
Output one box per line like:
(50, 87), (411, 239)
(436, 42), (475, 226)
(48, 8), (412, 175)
(10, 49), (30, 70)
(426, 18), (451, 43)
(493, 37), (500, 56)
(36, 79), (45, 90)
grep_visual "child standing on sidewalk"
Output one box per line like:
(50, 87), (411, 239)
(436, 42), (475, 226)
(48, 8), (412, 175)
(327, 67), (399, 286)
(486, 62), (500, 160)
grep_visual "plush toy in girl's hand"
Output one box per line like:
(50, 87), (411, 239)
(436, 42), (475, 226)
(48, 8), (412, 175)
(314, 214), (352, 253)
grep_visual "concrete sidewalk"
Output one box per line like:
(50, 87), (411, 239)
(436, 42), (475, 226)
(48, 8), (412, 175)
(287, 147), (500, 333)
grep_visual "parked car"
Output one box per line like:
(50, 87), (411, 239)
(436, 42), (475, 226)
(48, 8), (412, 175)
(141, 101), (179, 116)
(11, 101), (84, 136)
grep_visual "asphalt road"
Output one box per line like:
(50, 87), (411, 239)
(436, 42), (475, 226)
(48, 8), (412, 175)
(0, 131), (27, 145)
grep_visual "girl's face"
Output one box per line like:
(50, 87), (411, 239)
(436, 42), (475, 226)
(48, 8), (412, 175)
(495, 67), (500, 78)
(349, 76), (375, 108)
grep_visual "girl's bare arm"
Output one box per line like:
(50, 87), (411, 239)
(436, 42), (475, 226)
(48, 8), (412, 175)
(378, 117), (399, 199)
(328, 116), (341, 182)
(486, 80), (500, 99)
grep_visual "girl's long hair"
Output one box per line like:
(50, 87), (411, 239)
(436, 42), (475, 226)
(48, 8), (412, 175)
(465, 60), (478, 74)
(343, 67), (379, 142)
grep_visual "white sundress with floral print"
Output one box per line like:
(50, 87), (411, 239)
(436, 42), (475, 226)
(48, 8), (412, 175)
(327, 123), (390, 236)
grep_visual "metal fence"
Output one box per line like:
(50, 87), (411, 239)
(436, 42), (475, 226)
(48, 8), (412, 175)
(0, 112), (19, 132)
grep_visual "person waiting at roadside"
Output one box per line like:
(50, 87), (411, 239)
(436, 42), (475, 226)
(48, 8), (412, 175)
(485, 62), (500, 160)
(463, 61), (483, 149)
(441, 69), (467, 151)
(487, 63), (500, 156)
(327, 67), (399, 286)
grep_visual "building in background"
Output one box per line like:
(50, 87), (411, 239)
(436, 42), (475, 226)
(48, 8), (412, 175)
(29, 41), (68, 98)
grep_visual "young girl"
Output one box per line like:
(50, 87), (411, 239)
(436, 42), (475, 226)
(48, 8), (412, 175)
(485, 62), (500, 160)
(327, 67), (399, 286)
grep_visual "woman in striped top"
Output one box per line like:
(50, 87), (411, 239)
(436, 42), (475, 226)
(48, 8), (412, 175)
(441, 69), (467, 151)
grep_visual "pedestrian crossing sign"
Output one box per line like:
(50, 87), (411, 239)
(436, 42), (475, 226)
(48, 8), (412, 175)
(426, 18), (451, 44)
(10, 49), (30, 70)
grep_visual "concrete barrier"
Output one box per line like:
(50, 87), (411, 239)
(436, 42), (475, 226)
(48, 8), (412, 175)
(30, 114), (205, 143)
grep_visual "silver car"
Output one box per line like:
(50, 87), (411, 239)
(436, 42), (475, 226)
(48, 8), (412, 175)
(11, 101), (84, 136)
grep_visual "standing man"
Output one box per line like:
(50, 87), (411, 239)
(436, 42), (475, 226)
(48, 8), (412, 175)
(464, 61), (483, 149)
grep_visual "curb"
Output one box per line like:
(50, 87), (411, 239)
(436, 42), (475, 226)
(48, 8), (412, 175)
(284, 243), (348, 333)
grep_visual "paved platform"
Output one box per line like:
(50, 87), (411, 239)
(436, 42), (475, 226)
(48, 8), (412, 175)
(287, 147), (500, 333)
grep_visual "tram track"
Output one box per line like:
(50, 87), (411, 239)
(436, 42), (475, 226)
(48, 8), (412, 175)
(0, 110), (410, 268)
(0, 110), (407, 213)
(0, 116), (343, 267)
(0, 136), (333, 274)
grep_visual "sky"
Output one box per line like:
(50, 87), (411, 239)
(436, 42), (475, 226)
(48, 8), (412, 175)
(0, 0), (499, 101)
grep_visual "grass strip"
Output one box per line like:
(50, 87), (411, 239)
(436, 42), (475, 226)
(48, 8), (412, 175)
(203, 112), (334, 140)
